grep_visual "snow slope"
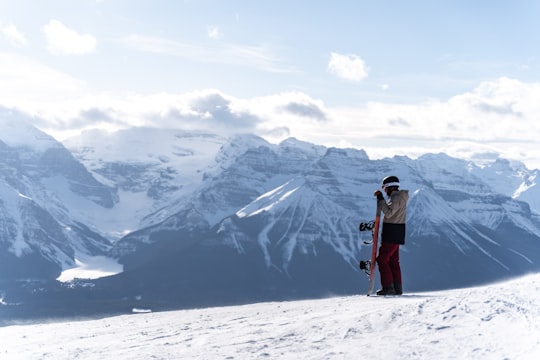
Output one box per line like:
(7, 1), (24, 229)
(1, 273), (539, 360)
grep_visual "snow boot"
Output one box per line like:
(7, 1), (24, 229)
(393, 282), (403, 295)
(376, 285), (396, 296)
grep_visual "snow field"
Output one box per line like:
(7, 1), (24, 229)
(1, 274), (540, 359)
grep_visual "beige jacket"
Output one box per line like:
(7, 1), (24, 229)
(377, 189), (409, 224)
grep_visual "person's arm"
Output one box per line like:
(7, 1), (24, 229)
(378, 192), (404, 218)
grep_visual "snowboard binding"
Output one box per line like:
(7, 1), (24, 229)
(358, 220), (375, 232)
(359, 260), (371, 274)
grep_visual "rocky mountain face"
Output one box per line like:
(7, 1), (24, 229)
(102, 143), (540, 310)
(1, 119), (539, 317)
(0, 118), (116, 282)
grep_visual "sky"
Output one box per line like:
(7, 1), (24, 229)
(1, 0), (540, 168)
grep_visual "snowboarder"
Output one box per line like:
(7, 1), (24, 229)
(374, 175), (409, 295)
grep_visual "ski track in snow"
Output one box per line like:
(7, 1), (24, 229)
(1, 274), (539, 360)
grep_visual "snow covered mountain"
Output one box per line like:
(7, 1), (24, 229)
(73, 132), (540, 314)
(1, 117), (539, 318)
(63, 128), (229, 238)
(0, 115), (116, 281)
(471, 157), (540, 214)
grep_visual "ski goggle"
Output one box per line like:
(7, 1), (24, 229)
(382, 182), (400, 190)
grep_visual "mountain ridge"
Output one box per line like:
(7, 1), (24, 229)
(1, 119), (539, 318)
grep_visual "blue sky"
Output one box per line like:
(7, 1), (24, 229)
(1, 0), (540, 168)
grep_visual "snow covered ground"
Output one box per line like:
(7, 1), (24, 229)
(1, 274), (539, 360)
(56, 255), (123, 282)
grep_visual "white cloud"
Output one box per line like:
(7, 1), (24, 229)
(0, 22), (28, 48)
(327, 53), (368, 82)
(207, 26), (221, 39)
(122, 34), (295, 73)
(325, 77), (540, 168)
(0, 52), (86, 107)
(43, 20), (97, 55)
(2, 73), (539, 169)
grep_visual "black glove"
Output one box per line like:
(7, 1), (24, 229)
(374, 190), (384, 201)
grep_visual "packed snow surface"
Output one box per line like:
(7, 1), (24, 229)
(1, 274), (539, 359)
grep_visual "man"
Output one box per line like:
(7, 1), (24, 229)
(374, 175), (409, 296)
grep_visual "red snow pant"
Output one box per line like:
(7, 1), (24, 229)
(376, 242), (402, 288)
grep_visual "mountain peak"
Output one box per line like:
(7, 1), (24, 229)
(0, 109), (60, 152)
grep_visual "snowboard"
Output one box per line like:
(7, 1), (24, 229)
(358, 205), (381, 296)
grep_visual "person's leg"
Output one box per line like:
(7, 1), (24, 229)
(389, 246), (402, 295)
(376, 243), (399, 292)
